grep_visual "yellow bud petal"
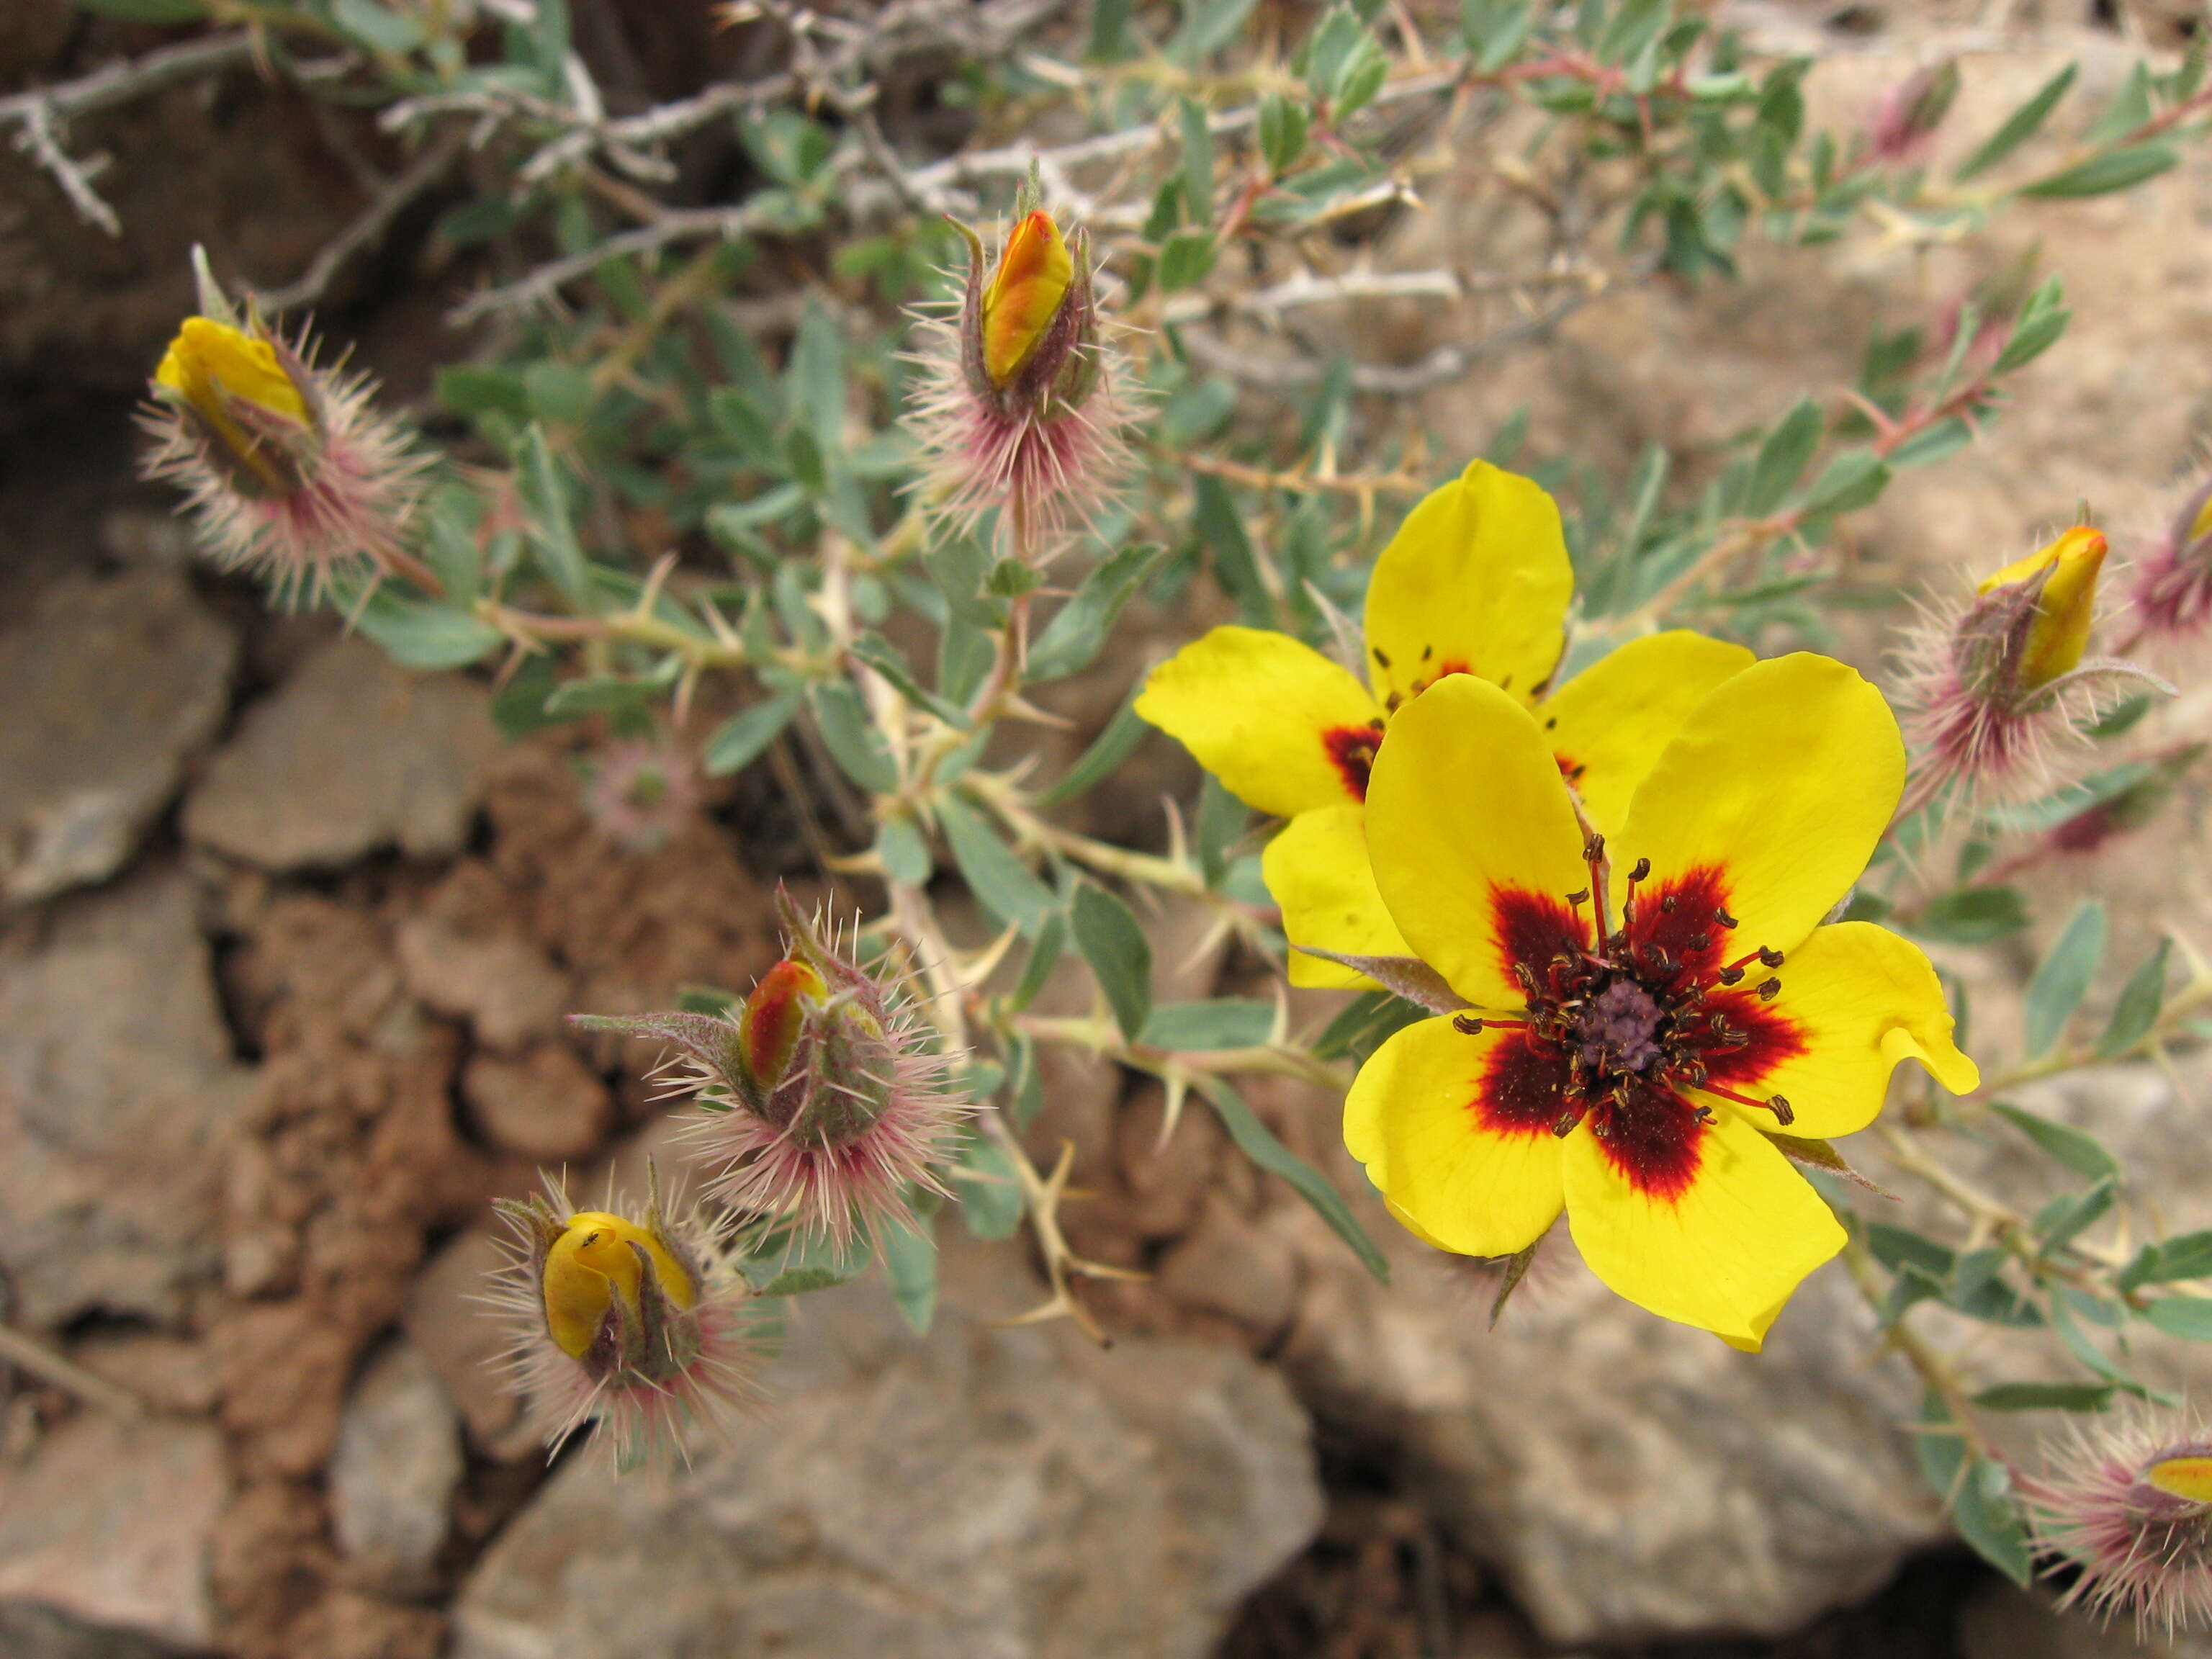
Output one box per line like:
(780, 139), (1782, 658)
(1978, 525), (2105, 690)
(979, 210), (1073, 389)
(2191, 490), (2212, 546)
(541, 1210), (696, 1359)
(153, 317), (313, 492)
(156, 317), (310, 427)
(2148, 1455), (2212, 1503)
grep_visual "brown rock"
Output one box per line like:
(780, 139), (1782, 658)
(70, 1331), (222, 1416)
(0, 571), (238, 905)
(395, 917), (570, 1053)
(0, 1412), (229, 1649)
(1283, 1215), (1942, 1644)
(1155, 1197), (1301, 1338)
(400, 1230), (529, 1458)
(454, 1231), (1323, 1659)
(0, 866), (254, 1327)
(184, 639), (497, 872)
(330, 1340), (464, 1598)
(462, 1043), (613, 1160)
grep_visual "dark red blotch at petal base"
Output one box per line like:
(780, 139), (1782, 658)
(1321, 723), (1384, 801)
(1464, 866), (1810, 1204)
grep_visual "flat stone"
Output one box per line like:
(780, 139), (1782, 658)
(462, 1044), (613, 1161)
(1284, 1208), (1941, 1643)
(401, 1230), (533, 1459)
(0, 1412), (228, 1649)
(395, 917), (569, 1053)
(453, 1230), (1322, 1659)
(0, 866), (255, 1326)
(0, 572), (237, 905)
(331, 1339), (465, 1596)
(184, 637), (496, 871)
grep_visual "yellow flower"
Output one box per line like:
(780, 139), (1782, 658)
(1346, 654), (1978, 1348)
(1135, 459), (1753, 986)
(979, 209), (1075, 390)
(1977, 524), (2106, 691)
(153, 315), (315, 495)
(541, 1208), (698, 1359)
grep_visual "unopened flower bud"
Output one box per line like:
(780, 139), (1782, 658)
(139, 247), (428, 606)
(2028, 1416), (2212, 1633)
(1865, 59), (1959, 166)
(2122, 475), (2212, 647)
(571, 886), (971, 1246)
(489, 1168), (756, 1469)
(1974, 525), (2106, 693)
(979, 209), (1076, 391)
(909, 183), (1130, 559)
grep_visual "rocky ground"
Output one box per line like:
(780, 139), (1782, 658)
(7, 2), (2212, 1658)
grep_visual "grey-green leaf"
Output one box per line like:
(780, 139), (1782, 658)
(938, 793), (1057, 935)
(2023, 899), (2105, 1057)
(1069, 882), (1153, 1042)
(1954, 63), (2077, 182)
(1199, 1078), (1388, 1282)
(703, 690), (802, 776)
(1028, 544), (1166, 681)
(1990, 1101), (2119, 1183)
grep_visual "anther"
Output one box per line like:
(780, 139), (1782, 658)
(1660, 894), (1679, 914)
(1627, 858), (1650, 882)
(1452, 1014), (1483, 1035)
(1552, 1109), (1582, 1138)
(1713, 907), (1738, 929)
(1756, 978), (1781, 1002)
(1716, 966), (1745, 986)
(1758, 948), (1784, 968)
(1566, 889), (1589, 905)
(1583, 833), (1605, 864)
(1685, 932), (1712, 953)
(1768, 1094), (1794, 1127)
(1692, 1105), (1714, 1124)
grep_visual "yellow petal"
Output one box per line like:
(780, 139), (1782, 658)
(1362, 459), (1573, 712)
(155, 316), (309, 426)
(1364, 674), (1588, 1009)
(980, 210), (1074, 387)
(1135, 626), (1386, 819)
(1561, 1104), (1844, 1349)
(2149, 1456), (2212, 1503)
(1262, 804), (1411, 989)
(541, 1210), (695, 1358)
(1616, 652), (1905, 958)
(1978, 526), (2105, 690)
(1724, 920), (1978, 1139)
(1345, 1014), (1567, 1257)
(1537, 631), (1756, 832)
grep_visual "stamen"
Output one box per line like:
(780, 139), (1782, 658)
(1684, 932), (1712, 953)
(1758, 948), (1785, 968)
(1452, 1014), (1482, 1035)
(1552, 1107), (1583, 1138)
(1660, 894), (1679, 914)
(1716, 966), (1745, 986)
(1768, 1093), (1794, 1126)
(1700, 1082), (1784, 1118)
(1566, 889), (1589, 905)
(1756, 977), (1782, 1002)
(1627, 858), (1650, 882)
(1713, 907), (1738, 930)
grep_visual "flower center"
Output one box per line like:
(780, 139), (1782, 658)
(1321, 721), (1385, 800)
(1459, 835), (1798, 1148)
(1575, 979), (1663, 1073)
